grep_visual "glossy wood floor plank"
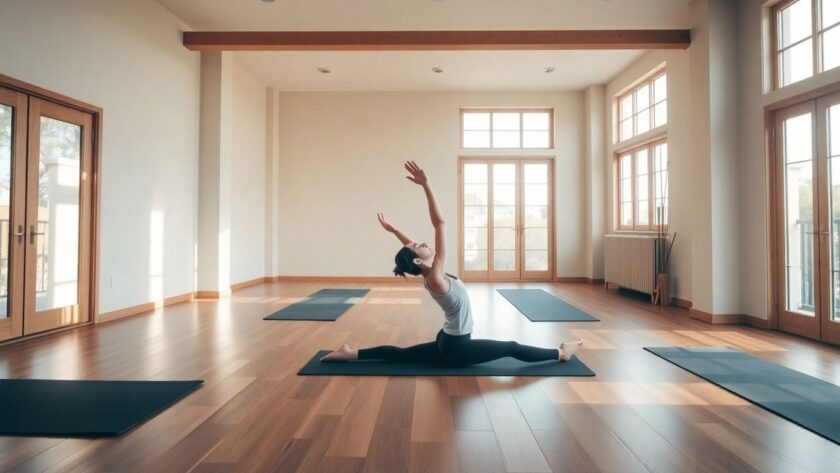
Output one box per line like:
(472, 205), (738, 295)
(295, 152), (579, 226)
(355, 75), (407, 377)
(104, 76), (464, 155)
(1, 281), (839, 472)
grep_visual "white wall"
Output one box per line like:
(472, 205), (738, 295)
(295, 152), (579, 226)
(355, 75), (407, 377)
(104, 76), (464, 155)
(230, 61), (267, 284)
(276, 91), (584, 277)
(605, 50), (693, 301)
(0, 0), (200, 313)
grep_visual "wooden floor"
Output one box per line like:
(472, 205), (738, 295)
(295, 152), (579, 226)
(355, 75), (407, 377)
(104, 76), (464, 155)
(1, 281), (840, 473)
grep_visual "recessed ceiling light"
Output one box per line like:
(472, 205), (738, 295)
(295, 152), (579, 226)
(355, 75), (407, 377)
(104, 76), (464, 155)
(317, 67), (331, 74)
(432, 67), (444, 73)
(261, 0), (275, 3)
(544, 66), (557, 73)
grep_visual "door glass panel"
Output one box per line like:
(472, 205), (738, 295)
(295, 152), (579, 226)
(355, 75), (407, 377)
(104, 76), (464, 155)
(0, 104), (11, 318)
(493, 163), (516, 271)
(783, 112), (815, 316)
(463, 163), (488, 271)
(829, 104), (840, 321)
(523, 164), (549, 271)
(38, 116), (81, 311)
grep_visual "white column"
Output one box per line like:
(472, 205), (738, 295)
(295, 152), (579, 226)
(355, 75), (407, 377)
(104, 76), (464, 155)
(197, 51), (233, 296)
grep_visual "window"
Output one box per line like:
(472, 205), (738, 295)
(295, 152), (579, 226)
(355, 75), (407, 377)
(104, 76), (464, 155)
(617, 72), (667, 142)
(774, 0), (840, 88)
(461, 109), (553, 149)
(617, 140), (668, 231)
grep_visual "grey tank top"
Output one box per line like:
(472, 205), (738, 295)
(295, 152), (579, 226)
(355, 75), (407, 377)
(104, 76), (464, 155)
(424, 274), (474, 336)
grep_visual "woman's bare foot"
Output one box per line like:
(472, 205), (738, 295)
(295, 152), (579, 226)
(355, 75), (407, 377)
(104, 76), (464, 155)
(558, 340), (583, 361)
(321, 344), (359, 362)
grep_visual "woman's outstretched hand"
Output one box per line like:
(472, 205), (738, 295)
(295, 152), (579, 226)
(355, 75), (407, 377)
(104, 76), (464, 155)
(404, 161), (429, 186)
(377, 212), (395, 233)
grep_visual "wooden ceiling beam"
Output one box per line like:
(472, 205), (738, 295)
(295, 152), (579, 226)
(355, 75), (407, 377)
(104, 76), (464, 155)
(183, 30), (691, 51)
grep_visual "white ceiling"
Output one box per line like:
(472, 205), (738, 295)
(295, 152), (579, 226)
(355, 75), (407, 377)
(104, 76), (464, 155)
(234, 49), (648, 91)
(159, 0), (689, 91)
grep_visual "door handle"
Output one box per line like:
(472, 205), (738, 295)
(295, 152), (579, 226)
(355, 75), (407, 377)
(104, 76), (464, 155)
(29, 225), (45, 244)
(13, 225), (24, 244)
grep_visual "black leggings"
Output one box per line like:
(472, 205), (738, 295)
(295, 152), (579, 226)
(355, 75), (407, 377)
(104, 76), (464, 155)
(358, 330), (559, 367)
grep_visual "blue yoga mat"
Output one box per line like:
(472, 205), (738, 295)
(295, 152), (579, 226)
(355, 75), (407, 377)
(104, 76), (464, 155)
(497, 289), (599, 322)
(299, 350), (595, 377)
(0, 379), (203, 437)
(645, 347), (840, 446)
(264, 288), (369, 321)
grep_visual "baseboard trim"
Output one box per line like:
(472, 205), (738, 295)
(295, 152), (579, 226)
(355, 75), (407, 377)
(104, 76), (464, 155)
(230, 277), (267, 291)
(742, 314), (771, 329)
(672, 297), (692, 309)
(555, 277), (588, 283)
(98, 292), (195, 324)
(196, 289), (233, 299)
(270, 275), (423, 283)
(689, 308), (745, 325)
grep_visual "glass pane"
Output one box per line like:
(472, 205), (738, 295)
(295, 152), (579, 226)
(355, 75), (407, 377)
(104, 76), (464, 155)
(524, 206), (548, 227)
(463, 112), (490, 130)
(636, 149), (649, 174)
(780, 0), (812, 48)
(464, 163), (488, 183)
(494, 228), (516, 250)
(524, 184), (548, 206)
(780, 39), (814, 86)
(524, 228), (547, 250)
(620, 178), (632, 202)
(494, 185), (516, 206)
(831, 157), (840, 320)
(38, 116), (81, 311)
(653, 102), (668, 128)
(654, 199), (669, 226)
(621, 202), (633, 226)
(620, 154), (631, 178)
(637, 199), (649, 226)
(654, 172), (665, 200)
(524, 163), (548, 183)
(463, 130), (490, 148)
(784, 113), (813, 163)
(785, 160), (815, 316)
(635, 85), (650, 111)
(492, 131), (520, 148)
(493, 112), (520, 130)
(824, 0), (840, 28)
(494, 250), (515, 271)
(522, 131), (550, 148)
(654, 143), (668, 171)
(522, 112), (550, 130)
(620, 95), (633, 121)
(464, 206), (488, 226)
(636, 109), (650, 135)
(620, 118), (633, 141)
(464, 249), (487, 271)
(494, 205), (515, 227)
(463, 184), (488, 205)
(653, 74), (667, 103)
(0, 105), (11, 318)
(822, 26), (840, 72)
(464, 227), (487, 250)
(493, 163), (516, 184)
(831, 104), (840, 157)
(525, 250), (548, 271)
(637, 175), (648, 201)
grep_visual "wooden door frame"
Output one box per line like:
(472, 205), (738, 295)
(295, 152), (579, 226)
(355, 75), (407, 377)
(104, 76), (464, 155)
(458, 156), (555, 282)
(0, 86), (28, 342)
(767, 81), (840, 341)
(0, 73), (102, 338)
(817, 90), (840, 344)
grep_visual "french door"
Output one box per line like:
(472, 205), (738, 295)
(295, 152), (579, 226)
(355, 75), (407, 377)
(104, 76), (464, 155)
(0, 86), (93, 342)
(459, 157), (554, 281)
(776, 91), (840, 344)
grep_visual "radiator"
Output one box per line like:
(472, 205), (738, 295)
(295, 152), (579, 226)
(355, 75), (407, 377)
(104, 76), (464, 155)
(604, 234), (659, 296)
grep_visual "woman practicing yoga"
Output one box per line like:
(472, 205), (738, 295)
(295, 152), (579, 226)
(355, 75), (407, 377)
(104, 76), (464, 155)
(322, 161), (582, 366)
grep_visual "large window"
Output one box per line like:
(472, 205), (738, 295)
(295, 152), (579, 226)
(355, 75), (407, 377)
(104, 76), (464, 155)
(617, 71), (667, 142)
(774, 0), (840, 88)
(461, 109), (553, 149)
(617, 140), (668, 231)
